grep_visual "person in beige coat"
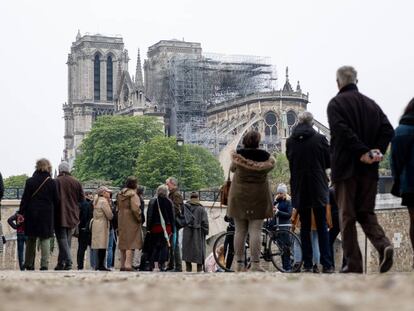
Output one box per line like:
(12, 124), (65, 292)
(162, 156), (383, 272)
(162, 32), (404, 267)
(91, 186), (113, 271)
(227, 130), (275, 272)
(117, 176), (143, 271)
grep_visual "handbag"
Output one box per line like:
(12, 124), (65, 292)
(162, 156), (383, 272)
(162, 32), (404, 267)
(220, 169), (231, 206)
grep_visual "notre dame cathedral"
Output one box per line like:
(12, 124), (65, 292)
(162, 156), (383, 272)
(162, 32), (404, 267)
(63, 31), (161, 167)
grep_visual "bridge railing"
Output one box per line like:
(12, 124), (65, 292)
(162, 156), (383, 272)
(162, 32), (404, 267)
(2, 177), (394, 200)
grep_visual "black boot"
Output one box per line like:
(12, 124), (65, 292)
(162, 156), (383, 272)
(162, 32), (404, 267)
(97, 249), (111, 271)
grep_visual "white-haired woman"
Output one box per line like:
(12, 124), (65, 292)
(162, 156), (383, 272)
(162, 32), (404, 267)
(146, 185), (174, 271)
(91, 186), (113, 271)
(18, 158), (59, 270)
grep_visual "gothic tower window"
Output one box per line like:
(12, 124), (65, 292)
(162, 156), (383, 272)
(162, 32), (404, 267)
(286, 110), (297, 136)
(94, 54), (100, 101)
(107, 56), (113, 101)
(264, 111), (278, 141)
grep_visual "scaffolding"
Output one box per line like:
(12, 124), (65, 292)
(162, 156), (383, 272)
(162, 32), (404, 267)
(166, 53), (277, 144)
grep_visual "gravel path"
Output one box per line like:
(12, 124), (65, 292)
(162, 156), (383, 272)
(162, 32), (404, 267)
(0, 271), (413, 311)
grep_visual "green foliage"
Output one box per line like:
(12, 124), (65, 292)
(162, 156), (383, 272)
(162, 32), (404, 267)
(269, 153), (291, 191)
(379, 147), (392, 176)
(3, 174), (29, 188)
(135, 136), (224, 190)
(187, 144), (224, 189)
(73, 115), (164, 186)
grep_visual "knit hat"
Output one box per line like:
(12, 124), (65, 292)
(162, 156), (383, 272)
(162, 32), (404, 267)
(58, 161), (70, 173)
(276, 183), (288, 194)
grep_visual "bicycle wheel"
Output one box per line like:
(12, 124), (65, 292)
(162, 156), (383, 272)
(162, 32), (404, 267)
(213, 231), (236, 272)
(268, 229), (303, 272)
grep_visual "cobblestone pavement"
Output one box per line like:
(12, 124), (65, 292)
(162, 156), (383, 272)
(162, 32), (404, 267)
(0, 271), (413, 311)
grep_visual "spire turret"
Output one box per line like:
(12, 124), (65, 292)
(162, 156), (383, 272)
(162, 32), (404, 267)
(282, 66), (293, 92)
(76, 29), (81, 41)
(296, 80), (301, 92)
(135, 48), (144, 90)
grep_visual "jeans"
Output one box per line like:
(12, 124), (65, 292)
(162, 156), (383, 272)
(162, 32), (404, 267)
(17, 233), (27, 271)
(168, 229), (182, 271)
(25, 237), (50, 269)
(279, 230), (293, 271)
(311, 230), (320, 265)
(55, 227), (73, 267)
(90, 249), (98, 270)
(107, 228), (115, 268)
(298, 207), (333, 269)
(234, 219), (263, 263)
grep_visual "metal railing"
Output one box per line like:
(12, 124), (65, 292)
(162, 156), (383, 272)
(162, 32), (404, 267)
(2, 177), (393, 201)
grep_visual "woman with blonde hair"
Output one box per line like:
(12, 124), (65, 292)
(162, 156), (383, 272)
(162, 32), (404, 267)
(18, 158), (59, 270)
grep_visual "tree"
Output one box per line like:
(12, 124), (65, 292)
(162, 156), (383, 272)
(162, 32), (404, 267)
(379, 146), (392, 176)
(74, 115), (164, 186)
(135, 136), (224, 190)
(269, 153), (291, 192)
(187, 144), (224, 188)
(3, 174), (29, 188)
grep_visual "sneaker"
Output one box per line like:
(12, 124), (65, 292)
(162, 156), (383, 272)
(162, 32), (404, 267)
(379, 245), (394, 273)
(312, 264), (320, 273)
(54, 264), (65, 271)
(322, 266), (335, 274)
(249, 261), (265, 272)
(40, 267), (48, 271)
(64, 265), (72, 271)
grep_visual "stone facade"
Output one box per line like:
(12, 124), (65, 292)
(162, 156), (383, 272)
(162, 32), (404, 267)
(63, 32), (160, 168)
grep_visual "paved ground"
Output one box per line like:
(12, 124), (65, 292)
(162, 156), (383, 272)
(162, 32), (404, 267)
(0, 271), (413, 311)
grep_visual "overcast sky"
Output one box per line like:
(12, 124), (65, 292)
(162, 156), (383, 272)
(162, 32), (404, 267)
(1, 0), (413, 178)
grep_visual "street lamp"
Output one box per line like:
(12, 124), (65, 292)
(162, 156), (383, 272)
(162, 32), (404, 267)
(176, 136), (184, 188)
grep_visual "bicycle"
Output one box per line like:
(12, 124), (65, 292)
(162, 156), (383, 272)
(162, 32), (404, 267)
(213, 221), (303, 272)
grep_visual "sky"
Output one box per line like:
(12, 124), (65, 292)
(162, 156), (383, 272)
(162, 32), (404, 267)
(1, 0), (413, 178)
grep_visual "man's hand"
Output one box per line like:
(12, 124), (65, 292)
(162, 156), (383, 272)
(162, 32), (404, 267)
(360, 149), (383, 164)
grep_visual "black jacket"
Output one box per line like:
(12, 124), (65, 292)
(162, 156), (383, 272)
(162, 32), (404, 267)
(78, 199), (93, 231)
(286, 123), (330, 209)
(19, 171), (59, 238)
(327, 84), (394, 183)
(146, 196), (174, 230)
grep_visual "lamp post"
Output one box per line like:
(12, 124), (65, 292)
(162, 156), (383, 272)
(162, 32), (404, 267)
(176, 136), (184, 188)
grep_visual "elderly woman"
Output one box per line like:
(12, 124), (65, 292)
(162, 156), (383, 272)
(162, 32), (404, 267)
(227, 130), (275, 272)
(91, 186), (113, 271)
(18, 158), (59, 271)
(117, 176), (143, 271)
(146, 185), (174, 272)
(391, 98), (414, 269)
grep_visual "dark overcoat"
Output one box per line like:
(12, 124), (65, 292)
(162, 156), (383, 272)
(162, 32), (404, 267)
(327, 84), (394, 183)
(227, 148), (275, 220)
(391, 112), (414, 203)
(55, 173), (84, 229)
(182, 199), (209, 264)
(19, 171), (59, 238)
(286, 123), (330, 209)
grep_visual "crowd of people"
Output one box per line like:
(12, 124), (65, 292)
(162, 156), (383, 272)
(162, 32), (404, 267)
(0, 65), (413, 273)
(0, 164), (209, 272)
(225, 65), (414, 274)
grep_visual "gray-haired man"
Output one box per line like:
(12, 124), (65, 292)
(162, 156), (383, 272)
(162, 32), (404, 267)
(327, 66), (394, 273)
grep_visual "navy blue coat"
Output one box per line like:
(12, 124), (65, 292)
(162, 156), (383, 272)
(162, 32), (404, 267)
(391, 113), (414, 197)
